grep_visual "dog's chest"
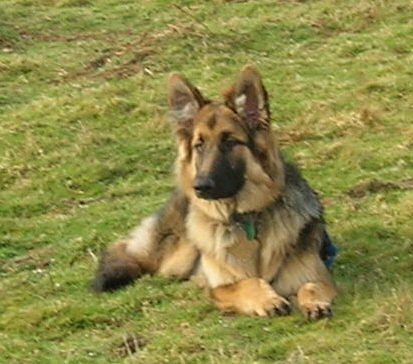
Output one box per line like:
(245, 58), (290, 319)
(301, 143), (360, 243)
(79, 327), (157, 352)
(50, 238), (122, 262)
(226, 234), (259, 263)
(186, 207), (296, 280)
(186, 209), (258, 259)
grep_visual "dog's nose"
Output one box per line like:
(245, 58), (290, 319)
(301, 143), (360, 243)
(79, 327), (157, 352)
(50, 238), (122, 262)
(194, 176), (215, 196)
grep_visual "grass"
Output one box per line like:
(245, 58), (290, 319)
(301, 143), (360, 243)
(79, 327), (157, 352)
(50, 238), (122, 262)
(1, 0), (413, 362)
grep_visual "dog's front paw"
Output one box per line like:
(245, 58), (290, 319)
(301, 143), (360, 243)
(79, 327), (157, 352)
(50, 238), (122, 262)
(297, 282), (335, 320)
(248, 279), (291, 317)
(299, 300), (332, 320)
(254, 293), (291, 317)
(212, 278), (291, 317)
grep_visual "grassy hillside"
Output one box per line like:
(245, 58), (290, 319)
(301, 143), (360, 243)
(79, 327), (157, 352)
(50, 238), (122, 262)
(1, 0), (412, 363)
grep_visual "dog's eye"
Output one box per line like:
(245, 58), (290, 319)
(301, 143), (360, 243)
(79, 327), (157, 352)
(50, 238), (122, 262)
(223, 139), (242, 150)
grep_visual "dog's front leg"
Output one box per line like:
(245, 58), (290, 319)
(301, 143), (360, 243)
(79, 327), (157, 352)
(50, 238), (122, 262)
(200, 252), (290, 317)
(272, 250), (337, 320)
(210, 278), (291, 317)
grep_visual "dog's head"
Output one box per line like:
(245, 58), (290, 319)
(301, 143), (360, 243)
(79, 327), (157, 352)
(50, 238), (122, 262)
(167, 65), (284, 216)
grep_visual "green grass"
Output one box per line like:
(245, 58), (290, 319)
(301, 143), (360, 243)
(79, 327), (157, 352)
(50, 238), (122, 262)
(1, 0), (413, 362)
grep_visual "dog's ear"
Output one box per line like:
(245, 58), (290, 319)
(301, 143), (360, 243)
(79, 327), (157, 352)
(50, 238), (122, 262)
(223, 65), (270, 129)
(167, 72), (205, 132)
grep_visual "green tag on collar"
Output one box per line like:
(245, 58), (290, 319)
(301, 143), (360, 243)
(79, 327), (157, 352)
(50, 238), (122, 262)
(243, 219), (256, 240)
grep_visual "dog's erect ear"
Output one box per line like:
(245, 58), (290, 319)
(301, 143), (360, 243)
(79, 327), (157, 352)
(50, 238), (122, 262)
(224, 65), (270, 129)
(167, 72), (205, 131)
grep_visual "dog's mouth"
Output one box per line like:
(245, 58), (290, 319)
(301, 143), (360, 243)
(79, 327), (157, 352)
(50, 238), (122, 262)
(195, 192), (215, 200)
(194, 189), (227, 200)
(193, 175), (244, 200)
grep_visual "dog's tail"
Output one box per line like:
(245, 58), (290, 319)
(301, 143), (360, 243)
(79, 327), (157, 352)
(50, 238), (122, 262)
(92, 215), (158, 292)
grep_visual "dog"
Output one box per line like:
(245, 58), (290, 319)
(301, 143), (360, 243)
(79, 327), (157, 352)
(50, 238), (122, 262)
(92, 65), (337, 319)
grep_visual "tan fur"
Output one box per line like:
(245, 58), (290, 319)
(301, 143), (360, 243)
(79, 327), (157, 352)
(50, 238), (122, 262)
(158, 238), (199, 278)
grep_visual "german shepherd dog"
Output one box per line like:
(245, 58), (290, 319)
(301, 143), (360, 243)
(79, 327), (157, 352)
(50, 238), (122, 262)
(93, 65), (337, 319)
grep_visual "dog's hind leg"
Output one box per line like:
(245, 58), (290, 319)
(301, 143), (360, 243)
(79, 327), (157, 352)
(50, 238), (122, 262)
(92, 215), (159, 292)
